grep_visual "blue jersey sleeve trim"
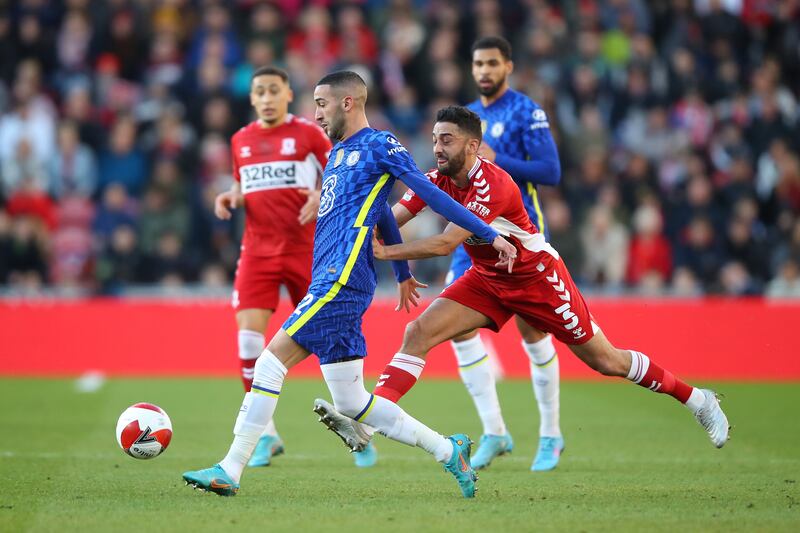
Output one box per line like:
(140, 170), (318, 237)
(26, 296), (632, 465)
(397, 170), (498, 243)
(377, 202), (411, 282)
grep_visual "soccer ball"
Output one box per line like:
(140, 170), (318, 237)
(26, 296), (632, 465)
(116, 403), (173, 459)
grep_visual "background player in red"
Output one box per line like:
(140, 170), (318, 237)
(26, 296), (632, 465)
(317, 106), (729, 454)
(215, 66), (331, 467)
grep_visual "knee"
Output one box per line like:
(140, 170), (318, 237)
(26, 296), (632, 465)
(253, 350), (288, 388)
(401, 319), (430, 353)
(588, 349), (628, 377)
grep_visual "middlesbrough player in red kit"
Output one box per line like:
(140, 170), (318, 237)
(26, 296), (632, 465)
(317, 106), (729, 454)
(215, 66), (331, 467)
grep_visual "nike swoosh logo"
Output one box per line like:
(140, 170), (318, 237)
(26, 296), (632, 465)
(458, 453), (470, 473)
(210, 480), (231, 489)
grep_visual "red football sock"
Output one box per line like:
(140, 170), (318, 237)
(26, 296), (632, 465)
(373, 353), (426, 403)
(240, 358), (256, 392)
(627, 351), (693, 403)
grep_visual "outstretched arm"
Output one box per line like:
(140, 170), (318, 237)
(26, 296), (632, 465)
(374, 222), (515, 273)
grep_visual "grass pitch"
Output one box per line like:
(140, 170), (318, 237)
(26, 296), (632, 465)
(1, 377), (799, 532)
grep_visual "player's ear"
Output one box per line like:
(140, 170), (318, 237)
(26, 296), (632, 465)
(506, 59), (514, 76)
(287, 87), (294, 104)
(342, 95), (353, 112)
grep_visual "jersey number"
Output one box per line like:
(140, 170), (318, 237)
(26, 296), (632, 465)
(292, 294), (315, 316)
(318, 174), (337, 218)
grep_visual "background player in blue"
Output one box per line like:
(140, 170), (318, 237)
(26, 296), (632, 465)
(452, 36), (565, 472)
(182, 71), (518, 498)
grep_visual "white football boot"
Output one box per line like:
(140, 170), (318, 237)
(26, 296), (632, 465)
(313, 399), (372, 452)
(694, 389), (730, 448)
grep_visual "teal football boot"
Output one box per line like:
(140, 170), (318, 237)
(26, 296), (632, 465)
(531, 436), (565, 471)
(353, 441), (377, 467)
(248, 434), (285, 467)
(470, 433), (514, 470)
(442, 434), (478, 498)
(182, 464), (239, 496)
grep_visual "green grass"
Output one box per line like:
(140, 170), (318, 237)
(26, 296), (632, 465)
(1, 378), (799, 532)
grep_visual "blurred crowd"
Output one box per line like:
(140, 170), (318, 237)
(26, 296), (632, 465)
(1, 0), (800, 298)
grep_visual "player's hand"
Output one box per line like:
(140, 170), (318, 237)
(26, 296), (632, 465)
(214, 191), (243, 220)
(477, 143), (497, 161)
(492, 236), (517, 273)
(395, 276), (428, 313)
(372, 234), (387, 260)
(297, 189), (321, 225)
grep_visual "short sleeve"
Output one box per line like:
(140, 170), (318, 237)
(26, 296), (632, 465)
(398, 177), (430, 215)
(375, 133), (421, 179)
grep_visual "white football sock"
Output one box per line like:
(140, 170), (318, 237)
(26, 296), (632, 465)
(219, 350), (287, 483)
(452, 335), (507, 436)
(523, 335), (562, 438)
(321, 359), (451, 462)
(236, 330), (278, 438)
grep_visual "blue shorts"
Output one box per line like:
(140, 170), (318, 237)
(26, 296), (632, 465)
(282, 281), (373, 365)
(445, 245), (473, 286)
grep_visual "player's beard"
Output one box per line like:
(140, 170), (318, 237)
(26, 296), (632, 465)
(326, 108), (346, 142)
(477, 75), (506, 98)
(437, 149), (467, 177)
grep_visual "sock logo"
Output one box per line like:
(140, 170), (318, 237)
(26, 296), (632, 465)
(648, 381), (662, 392)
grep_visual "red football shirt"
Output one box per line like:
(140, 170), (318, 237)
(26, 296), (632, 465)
(230, 115), (331, 257)
(399, 157), (559, 278)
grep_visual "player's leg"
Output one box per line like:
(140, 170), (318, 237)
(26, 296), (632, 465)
(528, 255), (729, 448)
(568, 329), (729, 447)
(183, 329), (310, 494)
(238, 309), (285, 467)
(372, 296), (494, 403)
(516, 317), (564, 471)
(233, 254), (287, 467)
(319, 357), (478, 498)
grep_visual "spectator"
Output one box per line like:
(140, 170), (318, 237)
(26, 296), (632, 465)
(92, 183), (137, 244)
(674, 215), (726, 289)
(766, 259), (800, 298)
(50, 121), (97, 198)
(626, 203), (672, 286)
(580, 205), (630, 288)
(1, 215), (49, 289)
(97, 116), (148, 197)
(95, 224), (142, 294)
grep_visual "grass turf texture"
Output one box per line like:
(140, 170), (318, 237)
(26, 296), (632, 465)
(1, 378), (798, 532)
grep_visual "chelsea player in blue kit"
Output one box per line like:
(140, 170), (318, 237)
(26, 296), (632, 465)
(450, 36), (565, 472)
(182, 71), (518, 498)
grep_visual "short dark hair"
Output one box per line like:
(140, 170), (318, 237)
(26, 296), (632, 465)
(435, 105), (483, 140)
(471, 36), (513, 61)
(316, 70), (366, 89)
(252, 66), (289, 83)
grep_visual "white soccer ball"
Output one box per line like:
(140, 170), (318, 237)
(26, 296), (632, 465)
(115, 403), (173, 459)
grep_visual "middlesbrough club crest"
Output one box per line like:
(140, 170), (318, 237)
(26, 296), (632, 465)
(280, 138), (296, 155)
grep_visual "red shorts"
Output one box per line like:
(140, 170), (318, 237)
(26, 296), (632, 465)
(440, 252), (596, 345)
(232, 252), (312, 312)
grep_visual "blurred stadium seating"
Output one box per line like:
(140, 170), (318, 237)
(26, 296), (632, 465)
(0, 0), (799, 298)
